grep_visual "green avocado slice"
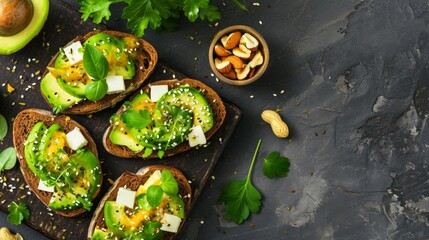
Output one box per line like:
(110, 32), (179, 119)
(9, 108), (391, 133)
(40, 73), (83, 114)
(0, 0), (49, 55)
(24, 122), (47, 178)
(156, 86), (214, 132)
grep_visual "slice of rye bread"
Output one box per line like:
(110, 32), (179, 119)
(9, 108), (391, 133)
(12, 108), (102, 217)
(41, 30), (158, 115)
(102, 78), (227, 158)
(87, 165), (192, 240)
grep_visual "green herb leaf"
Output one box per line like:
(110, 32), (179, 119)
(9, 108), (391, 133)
(136, 194), (151, 211)
(80, 0), (222, 37)
(0, 114), (7, 140)
(122, 0), (162, 37)
(231, 0), (249, 12)
(78, 0), (113, 23)
(146, 185), (163, 208)
(120, 109), (151, 130)
(77, 196), (93, 211)
(142, 148), (153, 158)
(219, 139), (262, 224)
(83, 44), (109, 80)
(143, 221), (162, 236)
(161, 170), (178, 196)
(263, 151), (290, 179)
(157, 150), (165, 159)
(7, 202), (30, 225)
(0, 147), (17, 171)
(85, 80), (108, 101)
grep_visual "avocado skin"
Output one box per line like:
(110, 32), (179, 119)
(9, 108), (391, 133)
(40, 73), (83, 114)
(0, 0), (49, 55)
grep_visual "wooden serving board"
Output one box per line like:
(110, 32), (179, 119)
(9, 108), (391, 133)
(0, 1), (241, 239)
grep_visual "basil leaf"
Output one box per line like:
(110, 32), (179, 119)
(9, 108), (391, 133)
(120, 109), (151, 129)
(146, 185), (163, 208)
(0, 114), (7, 140)
(0, 147), (17, 171)
(85, 80), (108, 101)
(83, 44), (109, 80)
(161, 170), (178, 196)
(136, 194), (151, 211)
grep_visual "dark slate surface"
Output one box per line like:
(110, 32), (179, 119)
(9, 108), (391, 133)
(1, 0), (429, 239)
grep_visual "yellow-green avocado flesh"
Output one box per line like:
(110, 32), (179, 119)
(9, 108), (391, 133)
(0, 0), (49, 55)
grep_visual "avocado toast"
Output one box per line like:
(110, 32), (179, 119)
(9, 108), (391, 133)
(40, 30), (158, 115)
(103, 78), (227, 159)
(87, 165), (191, 240)
(12, 108), (102, 217)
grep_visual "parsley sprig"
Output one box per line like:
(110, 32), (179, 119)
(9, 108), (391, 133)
(263, 151), (290, 179)
(78, 0), (248, 37)
(7, 201), (30, 225)
(219, 139), (262, 224)
(219, 139), (291, 224)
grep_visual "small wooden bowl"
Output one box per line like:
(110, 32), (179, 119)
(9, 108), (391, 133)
(208, 25), (269, 86)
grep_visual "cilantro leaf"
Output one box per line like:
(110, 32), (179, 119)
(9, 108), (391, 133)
(263, 151), (290, 179)
(219, 139), (262, 224)
(0, 114), (7, 140)
(78, 0), (114, 23)
(161, 170), (178, 196)
(120, 109), (151, 129)
(0, 147), (17, 171)
(7, 202), (30, 225)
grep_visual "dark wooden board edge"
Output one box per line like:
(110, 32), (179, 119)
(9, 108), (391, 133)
(0, 1), (243, 239)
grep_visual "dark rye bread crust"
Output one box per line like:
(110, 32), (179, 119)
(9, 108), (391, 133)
(102, 78), (227, 158)
(12, 108), (102, 217)
(87, 165), (192, 240)
(41, 30), (158, 115)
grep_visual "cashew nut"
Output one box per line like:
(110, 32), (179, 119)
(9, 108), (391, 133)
(261, 110), (289, 138)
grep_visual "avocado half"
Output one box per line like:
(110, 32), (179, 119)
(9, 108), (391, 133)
(0, 0), (49, 55)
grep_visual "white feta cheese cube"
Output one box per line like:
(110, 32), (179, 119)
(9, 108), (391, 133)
(63, 41), (84, 65)
(150, 85), (169, 102)
(160, 213), (182, 233)
(66, 127), (88, 151)
(38, 180), (54, 193)
(116, 187), (136, 209)
(188, 125), (206, 147)
(106, 75), (125, 94)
